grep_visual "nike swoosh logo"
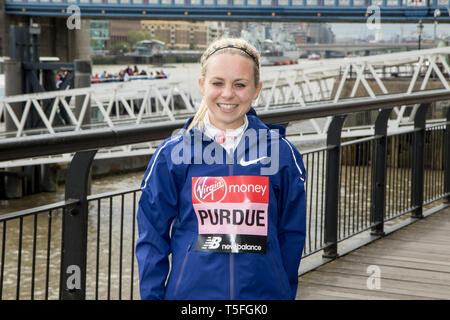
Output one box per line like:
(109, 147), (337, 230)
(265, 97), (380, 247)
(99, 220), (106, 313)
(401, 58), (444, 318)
(239, 156), (268, 166)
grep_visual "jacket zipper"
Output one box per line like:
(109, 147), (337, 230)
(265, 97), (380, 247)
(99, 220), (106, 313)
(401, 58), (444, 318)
(229, 253), (235, 300)
(268, 249), (286, 295)
(173, 243), (192, 297)
(228, 160), (235, 300)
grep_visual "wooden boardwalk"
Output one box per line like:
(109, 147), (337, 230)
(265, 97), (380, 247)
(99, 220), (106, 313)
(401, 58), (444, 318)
(296, 206), (450, 300)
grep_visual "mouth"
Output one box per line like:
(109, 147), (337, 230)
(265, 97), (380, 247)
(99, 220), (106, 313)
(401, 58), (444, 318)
(217, 103), (239, 113)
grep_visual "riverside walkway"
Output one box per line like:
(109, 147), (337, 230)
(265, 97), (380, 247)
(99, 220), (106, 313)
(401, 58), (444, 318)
(296, 206), (450, 300)
(1, 88), (450, 300)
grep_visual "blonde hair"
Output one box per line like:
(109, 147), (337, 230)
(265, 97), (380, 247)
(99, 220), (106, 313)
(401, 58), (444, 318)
(187, 38), (261, 132)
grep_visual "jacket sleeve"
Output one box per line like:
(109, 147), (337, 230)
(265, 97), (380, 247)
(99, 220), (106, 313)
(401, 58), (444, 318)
(135, 146), (179, 300)
(278, 140), (307, 299)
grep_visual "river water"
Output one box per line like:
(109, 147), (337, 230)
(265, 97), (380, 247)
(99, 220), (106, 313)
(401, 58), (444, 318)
(0, 170), (146, 300)
(90, 55), (317, 80)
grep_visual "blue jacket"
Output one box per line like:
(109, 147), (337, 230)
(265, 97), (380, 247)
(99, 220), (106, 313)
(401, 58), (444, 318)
(136, 109), (306, 300)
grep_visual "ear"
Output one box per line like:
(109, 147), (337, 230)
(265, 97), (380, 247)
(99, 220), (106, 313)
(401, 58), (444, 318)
(198, 77), (205, 96)
(253, 81), (263, 100)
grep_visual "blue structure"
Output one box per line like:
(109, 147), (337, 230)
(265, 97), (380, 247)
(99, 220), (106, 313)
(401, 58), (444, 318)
(4, 0), (450, 22)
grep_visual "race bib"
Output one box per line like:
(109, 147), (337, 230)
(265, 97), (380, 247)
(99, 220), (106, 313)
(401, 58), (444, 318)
(192, 176), (269, 254)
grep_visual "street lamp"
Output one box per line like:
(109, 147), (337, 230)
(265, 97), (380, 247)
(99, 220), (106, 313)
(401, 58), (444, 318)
(417, 20), (424, 50)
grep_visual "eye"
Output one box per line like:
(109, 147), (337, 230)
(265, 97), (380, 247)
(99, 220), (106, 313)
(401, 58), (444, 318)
(235, 83), (246, 88)
(212, 82), (223, 87)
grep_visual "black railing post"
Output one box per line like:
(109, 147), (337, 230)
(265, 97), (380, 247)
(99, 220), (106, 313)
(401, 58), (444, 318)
(323, 115), (346, 259)
(444, 106), (450, 204)
(60, 150), (97, 300)
(411, 103), (430, 219)
(370, 109), (392, 236)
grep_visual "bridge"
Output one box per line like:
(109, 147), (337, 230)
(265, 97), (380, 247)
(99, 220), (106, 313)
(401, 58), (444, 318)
(296, 42), (437, 60)
(4, 0), (450, 22)
(1, 47), (450, 168)
(297, 42), (436, 52)
(3, 0), (450, 63)
(0, 86), (449, 300)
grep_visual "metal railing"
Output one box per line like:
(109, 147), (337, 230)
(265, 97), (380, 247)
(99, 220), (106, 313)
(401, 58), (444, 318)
(1, 89), (449, 299)
(2, 47), (450, 139)
(85, 188), (140, 300)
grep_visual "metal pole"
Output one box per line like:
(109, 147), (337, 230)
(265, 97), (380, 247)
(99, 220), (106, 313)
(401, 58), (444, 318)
(370, 109), (392, 236)
(444, 106), (450, 204)
(323, 115), (346, 259)
(411, 103), (430, 219)
(60, 150), (97, 300)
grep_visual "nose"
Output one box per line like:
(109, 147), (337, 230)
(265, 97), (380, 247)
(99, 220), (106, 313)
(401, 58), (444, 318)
(221, 83), (234, 99)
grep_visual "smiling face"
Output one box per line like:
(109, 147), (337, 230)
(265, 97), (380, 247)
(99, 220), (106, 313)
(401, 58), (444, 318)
(198, 53), (262, 131)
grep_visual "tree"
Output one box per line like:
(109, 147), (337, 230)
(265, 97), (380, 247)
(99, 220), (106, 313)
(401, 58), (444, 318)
(109, 41), (131, 55)
(128, 29), (150, 46)
(127, 29), (168, 48)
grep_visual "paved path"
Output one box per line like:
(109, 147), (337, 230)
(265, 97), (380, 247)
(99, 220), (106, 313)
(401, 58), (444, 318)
(296, 206), (450, 300)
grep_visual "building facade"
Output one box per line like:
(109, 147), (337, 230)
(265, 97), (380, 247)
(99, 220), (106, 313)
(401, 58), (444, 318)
(140, 20), (208, 50)
(207, 21), (226, 45)
(108, 19), (141, 49)
(93, 19), (226, 53)
(90, 20), (110, 54)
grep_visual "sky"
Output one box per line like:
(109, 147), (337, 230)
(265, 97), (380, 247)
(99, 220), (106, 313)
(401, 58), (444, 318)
(330, 22), (450, 40)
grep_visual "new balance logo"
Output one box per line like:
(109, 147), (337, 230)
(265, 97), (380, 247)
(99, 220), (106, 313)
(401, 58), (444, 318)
(201, 236), (222, 250)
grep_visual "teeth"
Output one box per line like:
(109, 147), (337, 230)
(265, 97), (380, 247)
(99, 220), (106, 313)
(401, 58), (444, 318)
(218, 104), (238, 110)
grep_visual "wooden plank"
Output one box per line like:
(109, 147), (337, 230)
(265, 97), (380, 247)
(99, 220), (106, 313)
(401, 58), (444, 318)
(348, 250), (450, 268)
(367, 238), (450, 254)
(297, 284), (353, 300)
(387, 222), (450, 241)
(296, 282), (433, 300)
(395, 222), (450, 235)
(395, 224), (450, 235)
(386, 233), (450, 243)
(352, 242), (450, 263)
(344, 252), (450, 273)
(300, 270), (450, 299)
(319, 260), (450, 285)
(392, 228), (450, 240)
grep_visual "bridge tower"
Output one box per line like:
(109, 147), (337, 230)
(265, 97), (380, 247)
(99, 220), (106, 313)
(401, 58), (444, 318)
(1, 0), (9, 57)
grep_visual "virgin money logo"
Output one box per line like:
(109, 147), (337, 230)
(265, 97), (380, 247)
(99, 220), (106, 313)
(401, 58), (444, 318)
(194, 177), (227, 203)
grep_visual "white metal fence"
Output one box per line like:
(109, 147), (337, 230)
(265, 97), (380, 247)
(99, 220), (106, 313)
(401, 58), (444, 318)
(1, 47), (450, 167)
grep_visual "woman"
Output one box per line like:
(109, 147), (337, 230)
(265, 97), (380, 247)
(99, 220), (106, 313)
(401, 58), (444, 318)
(136, 38), (306, 300)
